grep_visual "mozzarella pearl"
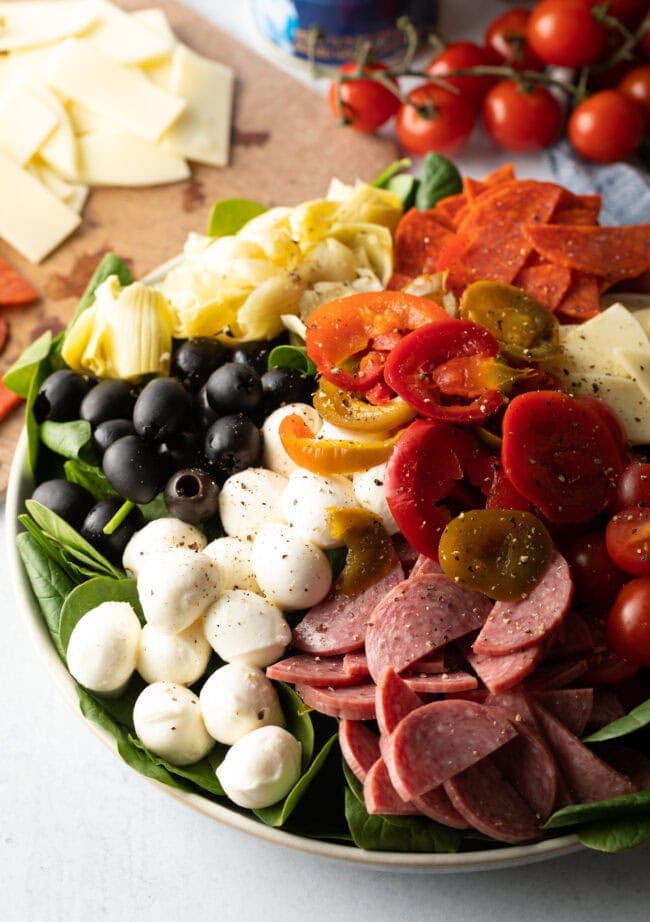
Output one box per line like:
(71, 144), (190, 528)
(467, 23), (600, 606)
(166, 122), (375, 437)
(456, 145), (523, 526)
(67, 601), (141, 696)
(252, 524), (332, 610)
(123, 518), (206, 575)
(352, 463), (399, 535)
(203, 536), (260, 592)
(137, 548), (222, 635)
(137, 620), (212, 686)
(199, 662), (284, 745)
(218, 468), (287, 539)
(203, 589), (291, 668)
(281, 470), (358, 548)
(133, 682), (214, 766)
(215, 726), (302, 809)
(262, 403), (322, 477)
(317, 421), (390, 444)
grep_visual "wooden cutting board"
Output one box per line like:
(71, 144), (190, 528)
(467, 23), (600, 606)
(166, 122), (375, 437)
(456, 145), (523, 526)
(0, 0), (397, 491)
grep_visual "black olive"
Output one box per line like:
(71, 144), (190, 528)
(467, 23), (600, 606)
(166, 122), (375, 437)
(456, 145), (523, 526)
(33, 370), (90, 423)
(261, 367), (315, 415)
(232, 332), (289, 376)
(205, 362), (262, 416)
(93, 419), (136, 456)
(81, 499), (145, 567)
(102, 434), (163, 504)
(31, 479), (95, 530)
(172, 338), (229, 392)
(164, 467), (220, 524)
(133, 377), (192, 442)
(81, 380), (137, 428)
(157, 431), (199, 478)
(194, 385), (218, 431)
(204, 413), (261, 483)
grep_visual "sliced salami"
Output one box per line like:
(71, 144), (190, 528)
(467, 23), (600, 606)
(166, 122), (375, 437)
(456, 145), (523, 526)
(595, 745), (650, 791)
(292, 560), (404, 656)
(404, 672), (479, 695)
(266, 654), (361, 687)
(525, 657), (588, 691)
(410, 555), (443, 579)
(587, 688), (625, 731)
(545, 610), (593, 660)
(392, 535), (420, 574)
(534, 688), (594, 737)
(296, 682), (377, 721)
(405, 651), (446, 674)
(363, 758), (420, 816)
(473, 551), (572, 656)
(464, 642), (543, 694)
(366, 574), (490, 684)
(444, 758), (541, 844)
(387, 699), (517, 799)
(343, 650), (369, 679)
(340, 720), (381, 784)
(411, 788), (469, 829)
(376, 668), (423, 737)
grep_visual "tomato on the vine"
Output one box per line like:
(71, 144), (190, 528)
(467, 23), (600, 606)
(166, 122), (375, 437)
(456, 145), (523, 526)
(395, 83), (475, 156)
(327, 61), (400, 132)
(527, 0), (608, 68)
(591, 0), (648, 28)
(427, 41), (499, 112)
(484, 7), (542, 72)
(607, 577), (650, 667)
(619, 65), (650, 126)
(482, 80), (563, 152)
(568, 90), (644, 163)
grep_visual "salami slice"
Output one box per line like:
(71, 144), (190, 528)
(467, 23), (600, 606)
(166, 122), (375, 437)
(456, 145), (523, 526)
(587, 688), (625, 730)
(464, 642), (543, 694)
(292, 560), (404, 656)
(366, 574), (490, 684)
(266, 654), (361, 687)
(411, 788), (469, 829)
(392, 536), (420, 574)
(473, 551), (573, 656)
(340, 720), (381, 784)
(525, 657), (588, 691)
(376, 668), (423, 737)
(405, 672), (479, 695)
(364, 758), (421, 816)
(410, 554), (443, 579)
(405, 651), (445, 674)
(387, 699), (517, 799)
(545, 610), (593, 660)
(343, 650), (369, 679)
(444, 758), (541, 843)
(534, 688), (594, 737)
(596, 745), (650, 791)
(296, 682), (377, 721)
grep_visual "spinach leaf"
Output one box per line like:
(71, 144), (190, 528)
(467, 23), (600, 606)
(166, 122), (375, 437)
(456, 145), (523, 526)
(267, 345), (316, 377)
(25, 355), (50, 475)
(578, 814), (650, 853)
(324, 547), (347, 581)
(25, 499), (122, 579)
(18, 514), (84, 583)
(2, 330), (52, 398)
(277, 682), (314, 767)
(68, 253), (133, 328)
(59, 577), (143, 653)
(254, 733), (338, 827)
(544, 790), (650, 830)
(16, 532), (75, 659)
(138, 492), (168, 523)
(415, 153), (462, 211)
(207, 199), (267, 237)
(583, 698), (650, 743)
(40, 419), (92, 460)
(127, 735), (226, 797)
(371, 158), (412, 189)
(344, 788), (461, 853)
(386, 173), (419, 209)
(64, 458), (117, 500)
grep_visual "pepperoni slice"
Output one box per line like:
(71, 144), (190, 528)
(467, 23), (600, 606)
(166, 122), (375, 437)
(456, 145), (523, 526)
(555, 271), (601, 321)
(0, 255), (39, 306)
(340, 720), (381, 784)
(393, 208), (454, 276)
(513, 261), (572, 310)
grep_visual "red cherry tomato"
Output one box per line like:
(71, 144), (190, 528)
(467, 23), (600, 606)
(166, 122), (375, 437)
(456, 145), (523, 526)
(485, 7), (543, 71)
(568, 90), (644, 163)
(427, 41), (498, 112)
(616, 461), (650, 511)
(606, 506), (650, 576)
(564, 531), (627, 610)
(642, 17), (650, 59)
(590, 0), (648, 28)
(619, 65), (650, 127)
(395, 83), (475, 156)
(482, 80), (563, 152)
(527, 0), (608, 68)
(607, 577), (650, 666)
(327, 62), (400, 132)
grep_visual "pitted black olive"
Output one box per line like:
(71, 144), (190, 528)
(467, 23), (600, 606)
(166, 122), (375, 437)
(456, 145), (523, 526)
(164, 468), (220, 524)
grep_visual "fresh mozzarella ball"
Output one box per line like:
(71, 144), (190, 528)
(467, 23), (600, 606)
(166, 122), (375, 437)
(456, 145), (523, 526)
(203, 536), (260, 592)
(252, 524), (332, 610)
(199, 662), (284, 744)
(216, 726), (302, 809)
(218, 468), (287, 539)
(352, 463), (399, 535)
(137, 620), (212, 686)
(133, 682), (214, 766)
(262, 403), (322, 477)
(137, 548), (222, 635)
(282, 470), (358, 548)
(203, 590), (291, 668)
(123, 518), (206, 575)
(67, 602), (141, 696)
(317, 421), (390, 444)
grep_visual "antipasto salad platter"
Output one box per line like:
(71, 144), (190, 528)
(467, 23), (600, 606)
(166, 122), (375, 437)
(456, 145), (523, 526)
(6, 155), (650, 864)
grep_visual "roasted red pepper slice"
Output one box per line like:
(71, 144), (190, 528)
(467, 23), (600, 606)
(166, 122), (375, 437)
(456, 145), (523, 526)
(383, 319), (504, 424)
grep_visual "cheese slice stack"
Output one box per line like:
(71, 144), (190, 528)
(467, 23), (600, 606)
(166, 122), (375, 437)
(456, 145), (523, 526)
(0, 0), (234, 263)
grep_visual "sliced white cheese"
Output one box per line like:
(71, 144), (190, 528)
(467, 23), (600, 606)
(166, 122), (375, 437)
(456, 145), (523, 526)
(0, 150), (80, 262)
(0, 85), (58, 164)
(133, 8), (176, 90)
(132, 8), (176, 43)
(0, 1), (98, 51)
(25, 81), (80, 180)
(78, 129), (190, 186)
(163, 44), (233, 167)
(560, 303), (649, 375)
(614, 350), (650, 404)
(47, 38), (185, 144)
(66, 100), (109, 135)
(633, 307), (650, 340)
(564, 370), (650, 445)
(5, 44), (59, 84)
(26, 158), (88, 212)
(85, 0), (174, 65)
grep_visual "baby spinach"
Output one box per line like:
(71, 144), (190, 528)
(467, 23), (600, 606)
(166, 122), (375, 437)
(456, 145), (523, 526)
(16, 532), (75, 659)
(577, 814), (650, 853)
(385, 174), (418, 210)
(583, 698), (650, 743)
(25, 355), (51, 475)
(64, 458), (117, 500)
(17, 514), (86, 583)
(3, 330), (53, 398)
(25, 499), (122, 579)
(371, 158), (412, 189)
(415, 153), (462, 211)
(277, 682), (315, 767)
(59, 577), (143, 653)
(544, 790), (650, 830)
(127, 735), (226, 797)
(138, 492), (168, 523)
(68, 252), (133, 328)
(207, 199), (267, 238)
(40, 419), (93, 460)
(267, 345), (316, 377)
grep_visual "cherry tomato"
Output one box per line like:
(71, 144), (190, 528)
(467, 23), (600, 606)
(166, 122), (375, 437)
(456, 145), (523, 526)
(606, 506), (650, 576)
(607, 577), (650, 666)
(482, 81), (563, 152)
(527, 0), (608, 68)
(616, 461), (650, 511)
(327, 61), (400, 132)
(590, 0), (648, 28)
(395, 83), (475, 156)
(485, 7), (543, 71)
(569, 90), (644, 163)
(619, 65), (650, 127)
(427, 41), (498, 112)
(564, 531), (627, 609)
(642, 17), (650, 59)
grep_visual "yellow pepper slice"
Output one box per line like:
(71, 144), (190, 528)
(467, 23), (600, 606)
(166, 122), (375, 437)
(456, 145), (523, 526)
(278, 414), (400, 475)
(313, 378), (416, 432)
(326, 507), (397, 596)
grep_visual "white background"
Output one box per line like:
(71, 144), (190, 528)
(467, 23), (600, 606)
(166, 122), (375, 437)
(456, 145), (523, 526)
(2, 2), (649, 920)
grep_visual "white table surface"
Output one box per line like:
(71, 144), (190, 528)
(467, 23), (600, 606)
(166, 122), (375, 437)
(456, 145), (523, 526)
(2, 2), (649, 920)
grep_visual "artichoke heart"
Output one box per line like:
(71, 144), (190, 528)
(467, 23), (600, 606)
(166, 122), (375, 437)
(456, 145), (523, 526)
(62, 276), (175, 379)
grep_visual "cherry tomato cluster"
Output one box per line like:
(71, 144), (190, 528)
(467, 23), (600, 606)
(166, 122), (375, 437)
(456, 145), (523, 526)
(327, 2), (650, 163)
